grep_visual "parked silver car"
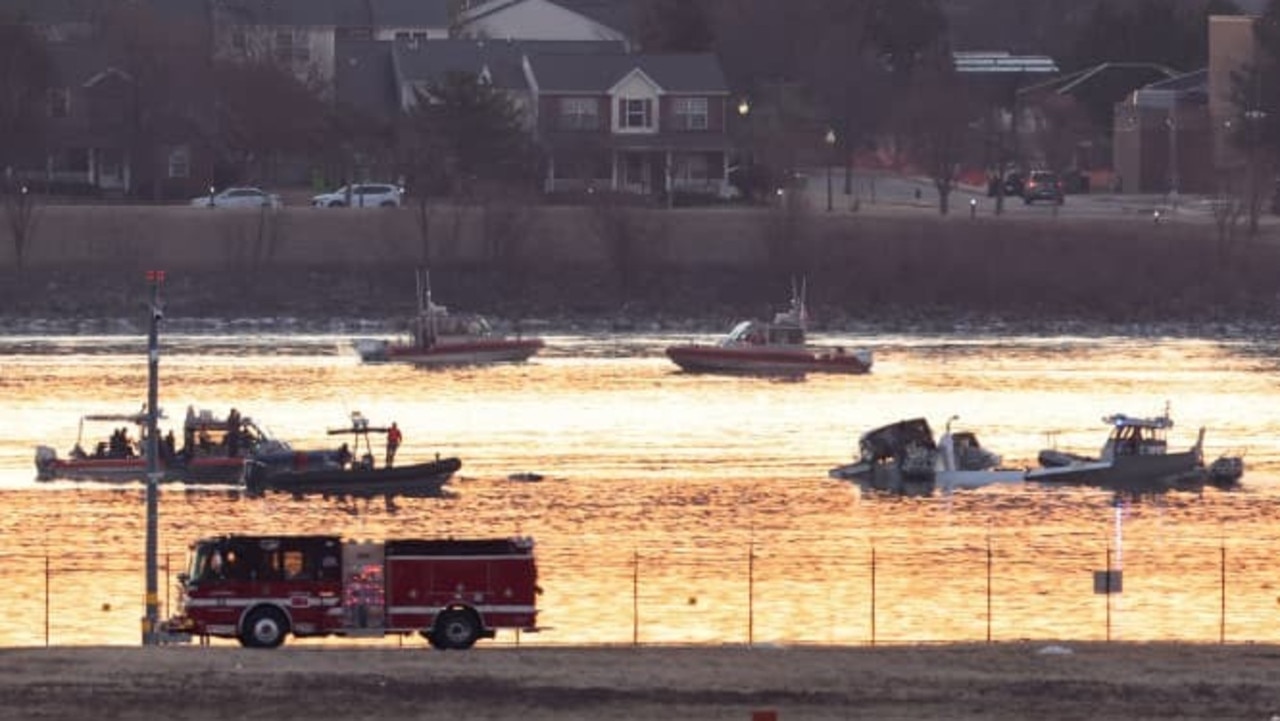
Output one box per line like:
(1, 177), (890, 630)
(190, 187), (282, 208)
(311, 183), (404, 208)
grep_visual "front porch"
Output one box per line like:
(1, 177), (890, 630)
(541, 135), (735, 201)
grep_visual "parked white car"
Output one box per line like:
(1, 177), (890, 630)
(190, 187), (282, 208)
(311, 183), (404, 208)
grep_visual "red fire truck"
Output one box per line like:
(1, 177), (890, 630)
(165, 534), (540, 649)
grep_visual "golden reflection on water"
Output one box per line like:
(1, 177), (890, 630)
(1, 332), (1279, 647)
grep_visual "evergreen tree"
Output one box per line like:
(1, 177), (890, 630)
(401, 71), (537, 198)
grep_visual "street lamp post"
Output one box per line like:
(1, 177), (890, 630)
(738, 98), (751, 201)
(1245, 108), (1268, 235)
(1166, 111), (1179, 207)
(824, 128), (836, 212)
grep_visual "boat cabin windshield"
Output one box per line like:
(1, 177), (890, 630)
(723, 321), (758, 346)
(1103, 417), (1169, 458)
(414, 310), (492, 344)
(722, 321), (805, 347)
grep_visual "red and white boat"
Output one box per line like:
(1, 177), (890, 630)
(34, 407), (291, 484)
(353, 270), (543, 367)
(665, 286), (872, 376)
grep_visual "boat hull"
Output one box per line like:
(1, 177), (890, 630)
(830, 460), (1026, 495)
(35, 449), (250, 485)
(666, 345), (872, 376)
(1025, 450), (1208, 493)
(244, 456), (461, 499)
(355, 338), (543, 366)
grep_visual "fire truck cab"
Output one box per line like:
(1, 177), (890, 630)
(167, 534), (539, 649)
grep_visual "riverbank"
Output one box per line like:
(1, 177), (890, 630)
(1, 643), (1278, 720)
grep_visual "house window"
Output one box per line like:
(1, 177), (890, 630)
(48, 88), (70, 118)
(673, 97), (708, 131)
(558, 98), (599, 130)
(274, 30), (310, 63)
(231, 29), (246, 51)
(168, 146), (190, 179)
(618, 97), (652, 129)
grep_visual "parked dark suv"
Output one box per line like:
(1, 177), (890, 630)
(1022, 170), (1064, 205)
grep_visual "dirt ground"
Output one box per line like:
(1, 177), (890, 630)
(1, 643), (1278, 720)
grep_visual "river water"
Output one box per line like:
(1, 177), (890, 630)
(3, 326), (1280, 648)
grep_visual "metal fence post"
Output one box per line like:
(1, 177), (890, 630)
(1105, 545), (1112, 642)
(1220, 543), (1226, 644)
(747, 539), (755, 646)
(870, 546), (877, 646)
(986, 537), (993, 643)
(632, 550), (639, 647)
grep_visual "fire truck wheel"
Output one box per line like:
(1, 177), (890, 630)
(240, 607), (289, 649)
(432, 610), (480, 650)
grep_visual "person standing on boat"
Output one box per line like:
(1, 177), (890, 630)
(226, 408), (241, 457)
(385, 422), (402, 468)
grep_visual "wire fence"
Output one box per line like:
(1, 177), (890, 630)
(2, 536), (1276, 648)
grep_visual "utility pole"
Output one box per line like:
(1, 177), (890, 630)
(142, 269), (164, 645)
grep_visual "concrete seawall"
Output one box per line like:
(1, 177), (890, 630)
(0, 203), (1276, 324)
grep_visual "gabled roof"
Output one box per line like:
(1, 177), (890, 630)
(547, 0), (633, 37)
(369, 0), (451, 28)
(525, 53), (728, 94)
(1131, 68), (1208, 107)
(459, 0), (632, 41)
(394, 38), (524, 90)
(215, 0), (370, 27)
(393, 38), (623, 91)
(45, 41), (122, 87)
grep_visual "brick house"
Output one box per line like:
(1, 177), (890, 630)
(525, 52), (733, 199)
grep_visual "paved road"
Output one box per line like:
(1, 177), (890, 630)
(797, 167), (1278, 228)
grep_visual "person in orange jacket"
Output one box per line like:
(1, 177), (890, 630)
(385, 422), (403, 468)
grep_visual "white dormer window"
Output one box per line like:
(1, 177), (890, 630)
(672, 97), (708, 131)
(618, 97), (652, 129)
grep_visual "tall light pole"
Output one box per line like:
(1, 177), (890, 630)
(142, 269), (164, 645)
(1166, 111), (1179, 207)
(738, 98), (751, 201)
(825, 128), (836, 212)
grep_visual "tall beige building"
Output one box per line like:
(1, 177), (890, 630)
(1208, 14), (1260, 170)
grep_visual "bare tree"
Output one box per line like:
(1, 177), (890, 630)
(898, 50), (977, 215)
(588, 193), (644, 303)
(215, 58), (330, 184)
(1211, 174), (1247, 266)
(400, 71), (538, 263)
(2, 182), (38, 268)
(764, 184), (812, 278)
